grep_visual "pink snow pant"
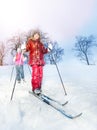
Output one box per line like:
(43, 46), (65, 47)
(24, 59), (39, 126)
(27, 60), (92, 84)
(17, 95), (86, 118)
(31, 65), (43, 91)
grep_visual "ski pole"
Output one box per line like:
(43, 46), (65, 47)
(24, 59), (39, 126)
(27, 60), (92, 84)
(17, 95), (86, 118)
(10, 76), (17, 101)
(47, 45), (67, 96)
(10, 48), (25, 101)
(10, 66), (14, 82)
(52, 55), (67, 95)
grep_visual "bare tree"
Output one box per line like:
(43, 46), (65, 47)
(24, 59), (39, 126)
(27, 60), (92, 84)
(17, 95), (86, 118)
(0, 42), (5, 65)
(74, 35), (96, 65)
(7, 32), (27, 56)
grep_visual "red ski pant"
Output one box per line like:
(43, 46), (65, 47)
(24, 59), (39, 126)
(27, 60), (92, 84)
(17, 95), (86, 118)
(31, 65), (43, 91)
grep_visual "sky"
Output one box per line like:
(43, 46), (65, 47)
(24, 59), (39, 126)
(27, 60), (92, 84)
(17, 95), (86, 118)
(0, 0), (97, 46)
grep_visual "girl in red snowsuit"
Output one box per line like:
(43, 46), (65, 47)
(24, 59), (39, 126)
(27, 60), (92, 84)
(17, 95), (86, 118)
(26, 32), (48, 93)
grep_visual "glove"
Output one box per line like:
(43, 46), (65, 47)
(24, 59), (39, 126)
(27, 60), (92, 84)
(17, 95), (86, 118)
(23, 57), (27, 62)
(48, 44), (53, 51)
(21, 43), (26, 50)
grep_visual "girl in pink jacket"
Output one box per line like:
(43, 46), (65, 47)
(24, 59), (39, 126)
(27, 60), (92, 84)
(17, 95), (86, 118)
(13, 48), (25, 83)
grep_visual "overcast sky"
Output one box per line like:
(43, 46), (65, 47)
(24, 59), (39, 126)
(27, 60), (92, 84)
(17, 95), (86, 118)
(0, 0), (96, 44)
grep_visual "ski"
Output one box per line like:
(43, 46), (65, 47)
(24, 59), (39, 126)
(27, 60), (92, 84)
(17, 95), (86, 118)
(29, 91), (82, 119)
(39, 93), (68, 106)
(29, 91), (68, 106)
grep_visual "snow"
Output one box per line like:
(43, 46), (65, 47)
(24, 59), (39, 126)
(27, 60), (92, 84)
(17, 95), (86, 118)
(0, 60), (97, 130)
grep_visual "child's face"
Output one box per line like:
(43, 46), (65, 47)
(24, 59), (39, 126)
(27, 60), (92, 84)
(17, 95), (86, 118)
(33, 33), (40, 40)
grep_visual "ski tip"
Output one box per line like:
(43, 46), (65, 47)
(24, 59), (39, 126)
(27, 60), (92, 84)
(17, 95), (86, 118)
(62, 101), (68, 106)
(71, 112), (82, 119)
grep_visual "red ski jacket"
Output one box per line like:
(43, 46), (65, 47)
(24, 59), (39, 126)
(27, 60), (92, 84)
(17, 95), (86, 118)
(26, 39), (48, 66)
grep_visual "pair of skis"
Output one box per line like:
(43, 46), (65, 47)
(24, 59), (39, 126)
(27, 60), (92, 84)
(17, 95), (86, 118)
(29, 91), (82, 119)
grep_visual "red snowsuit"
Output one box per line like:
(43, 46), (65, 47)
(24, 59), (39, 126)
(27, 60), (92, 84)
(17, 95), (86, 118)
(26, 39), (48, 91)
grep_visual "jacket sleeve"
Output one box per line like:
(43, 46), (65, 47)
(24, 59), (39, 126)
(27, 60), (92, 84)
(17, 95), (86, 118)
(26, 40), (31, 52)
(42, 44), (48, 54)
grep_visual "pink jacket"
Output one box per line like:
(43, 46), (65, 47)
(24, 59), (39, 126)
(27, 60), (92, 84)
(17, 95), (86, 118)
(14, 53), (24, 65)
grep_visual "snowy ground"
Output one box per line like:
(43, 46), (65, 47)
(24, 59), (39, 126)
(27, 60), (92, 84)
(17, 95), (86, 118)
(0, 59), (97, 130)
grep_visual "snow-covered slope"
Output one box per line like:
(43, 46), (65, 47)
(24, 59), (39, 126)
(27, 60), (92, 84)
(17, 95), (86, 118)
(0, 60), (97, 130)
